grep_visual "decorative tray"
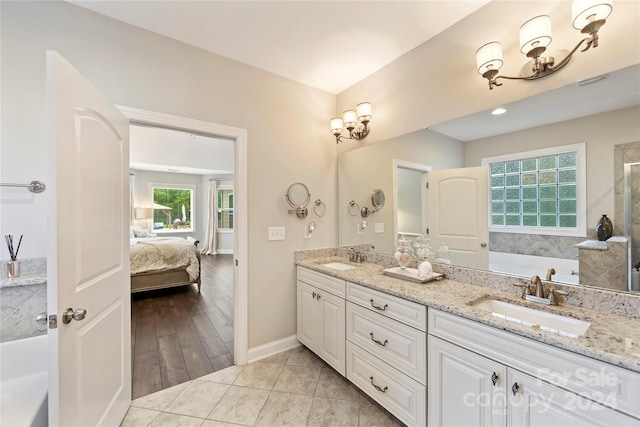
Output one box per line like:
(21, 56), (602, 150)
(383, 267), (444, 284)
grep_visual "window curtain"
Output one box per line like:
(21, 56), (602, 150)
(202, 180), (218, 255)
(130, 173), (135, 226)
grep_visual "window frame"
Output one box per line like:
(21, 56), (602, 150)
(217, 186), (234, 232)
(481, 143), (586, 237)
(149, 183), (196, 234)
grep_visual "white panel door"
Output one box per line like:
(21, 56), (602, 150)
(428, 336), (506, 427)
(318, 290), (345, 375)
(428, 166), (489, 269)
(46, 51), (131, 426)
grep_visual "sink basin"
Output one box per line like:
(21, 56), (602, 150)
(471, 299), (591, 339)
(322, 262), (358, 271)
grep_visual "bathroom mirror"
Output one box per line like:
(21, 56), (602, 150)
(338, 64), (640, 293)
(371, 189), (385, 211)
(286, 182), (310, 208)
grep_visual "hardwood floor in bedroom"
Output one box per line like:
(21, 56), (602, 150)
(131, 254), (234, 399)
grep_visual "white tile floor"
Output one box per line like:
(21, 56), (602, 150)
(121, 346), (405, 426)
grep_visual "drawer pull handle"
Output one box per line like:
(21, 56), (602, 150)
(369, 333), (388, 347)
(512, 382), (519, 396)
(369, 376), (388, 393)
(491, 372), (498, 386)
(370, 299), (388, 311)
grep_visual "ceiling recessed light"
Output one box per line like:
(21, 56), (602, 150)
(491, 107), (507, 115)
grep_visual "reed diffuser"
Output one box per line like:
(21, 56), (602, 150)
(5, 234), (22, 278)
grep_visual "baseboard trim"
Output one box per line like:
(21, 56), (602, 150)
(247, 335), (300, 363)
(216, 249), (233, 255)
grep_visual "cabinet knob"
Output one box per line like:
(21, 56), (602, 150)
(312, 291), (316, 299)
(491, 372), (499, 386)
(512, 382), (519, 396)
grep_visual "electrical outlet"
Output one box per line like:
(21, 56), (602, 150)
(375, 223), (384, 233)
(268, 226), (285, 241)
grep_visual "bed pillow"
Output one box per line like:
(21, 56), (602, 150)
(131, 228), (156, 238)
(129, 227), (135, 239)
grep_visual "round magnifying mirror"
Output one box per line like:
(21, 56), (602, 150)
(286, 183), (311, 209)
(371, 188), (385, 211)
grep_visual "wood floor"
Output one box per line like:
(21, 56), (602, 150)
(131, 254), (234, 399)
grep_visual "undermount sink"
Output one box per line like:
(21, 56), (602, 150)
(322, 262), (358, 271)
(471, 298), (591, 339)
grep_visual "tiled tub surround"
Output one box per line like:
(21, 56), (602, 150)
(0, 257), (47, 343)
(577, 237), (629, 291)
(295, 249), (640, 373)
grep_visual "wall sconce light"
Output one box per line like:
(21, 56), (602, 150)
(476, 0), (612, 90)
(330, 102), (372, 143)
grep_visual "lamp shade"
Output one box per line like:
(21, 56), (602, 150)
(330, 117), (344, 135)
(520, 15), (552, 54)
(476, 42), (503, 75)
(135, 207), (153, 220)
(343, 110), (358, 128)
(572, 0), (612, 30)
(356, 102), (372, 122)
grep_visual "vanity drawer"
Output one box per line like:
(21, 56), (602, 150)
(429, 309), (640, 419)
(346, 301), (426, 384)
(297, 266), (345, 298)
(346, 341), (426, 427)
(346, 282), (426, 331)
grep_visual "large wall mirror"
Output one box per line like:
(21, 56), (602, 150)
(338, 63), (640, 294)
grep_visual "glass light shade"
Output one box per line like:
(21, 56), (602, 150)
(356, 102), (372, 122)
(572, 0), (612, 30)
(343, 110), (358, 128)
(330, 117), (344, 135)
(476, 42), (503, 75)
(520, 15), (552, 54)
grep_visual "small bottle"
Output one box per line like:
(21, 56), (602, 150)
(418, 261), (433, 279)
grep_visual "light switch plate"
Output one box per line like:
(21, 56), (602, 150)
(375, 223), (384, 233)
(268, 226), (285, 241)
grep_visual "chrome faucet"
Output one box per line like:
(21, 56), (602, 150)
(546, 268), (556, 281)
(347, 247), (363, 263)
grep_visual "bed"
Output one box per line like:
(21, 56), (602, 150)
(129, 235), (201, 293)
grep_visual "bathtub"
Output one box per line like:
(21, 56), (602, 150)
(489, 251), (580, 284)
(0, 334), (48, 427)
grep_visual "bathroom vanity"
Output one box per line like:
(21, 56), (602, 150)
(296, 253), (640, 427)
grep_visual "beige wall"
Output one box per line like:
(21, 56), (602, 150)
(464, 106), (640, 229)
(336, 1), (640, 150)
(0, 1), (336, 349)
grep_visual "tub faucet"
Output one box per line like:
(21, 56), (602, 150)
(546, 268), (556, 281)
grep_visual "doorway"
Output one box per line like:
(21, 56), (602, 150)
(118, 106), (248, 395)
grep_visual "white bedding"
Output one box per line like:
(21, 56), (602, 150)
(130, 237), (199, 281)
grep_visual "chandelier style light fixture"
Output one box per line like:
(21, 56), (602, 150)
(330, 102), (372, 143)
(476, 0), (613, 90)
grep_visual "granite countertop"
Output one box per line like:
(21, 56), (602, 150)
(296, 256), (640, 373)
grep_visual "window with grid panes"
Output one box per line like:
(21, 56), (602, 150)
(485, 145), (583, 234)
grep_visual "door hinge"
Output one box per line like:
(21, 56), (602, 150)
(426, 228), (429, 234)
(235, 259), (238, 266)
(426, 182), (429, 189)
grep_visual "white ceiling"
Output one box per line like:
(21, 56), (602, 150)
(68, 0), (490, 94)
(430, 63), (640, 142)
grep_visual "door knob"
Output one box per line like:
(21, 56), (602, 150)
(481, 242), (487, 248)
(62, 308), (87, 324)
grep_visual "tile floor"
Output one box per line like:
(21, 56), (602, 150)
(121, 345), (405, 427)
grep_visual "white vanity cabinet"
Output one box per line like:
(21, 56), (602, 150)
(345, 282), (427, 426)
(429, 308), (640, 427)
(296, 267), (346, 375)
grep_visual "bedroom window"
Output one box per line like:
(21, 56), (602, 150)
(150, 184), (195, 233)
(217, 188), (234, 230)
(481, 143), (586, 237)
